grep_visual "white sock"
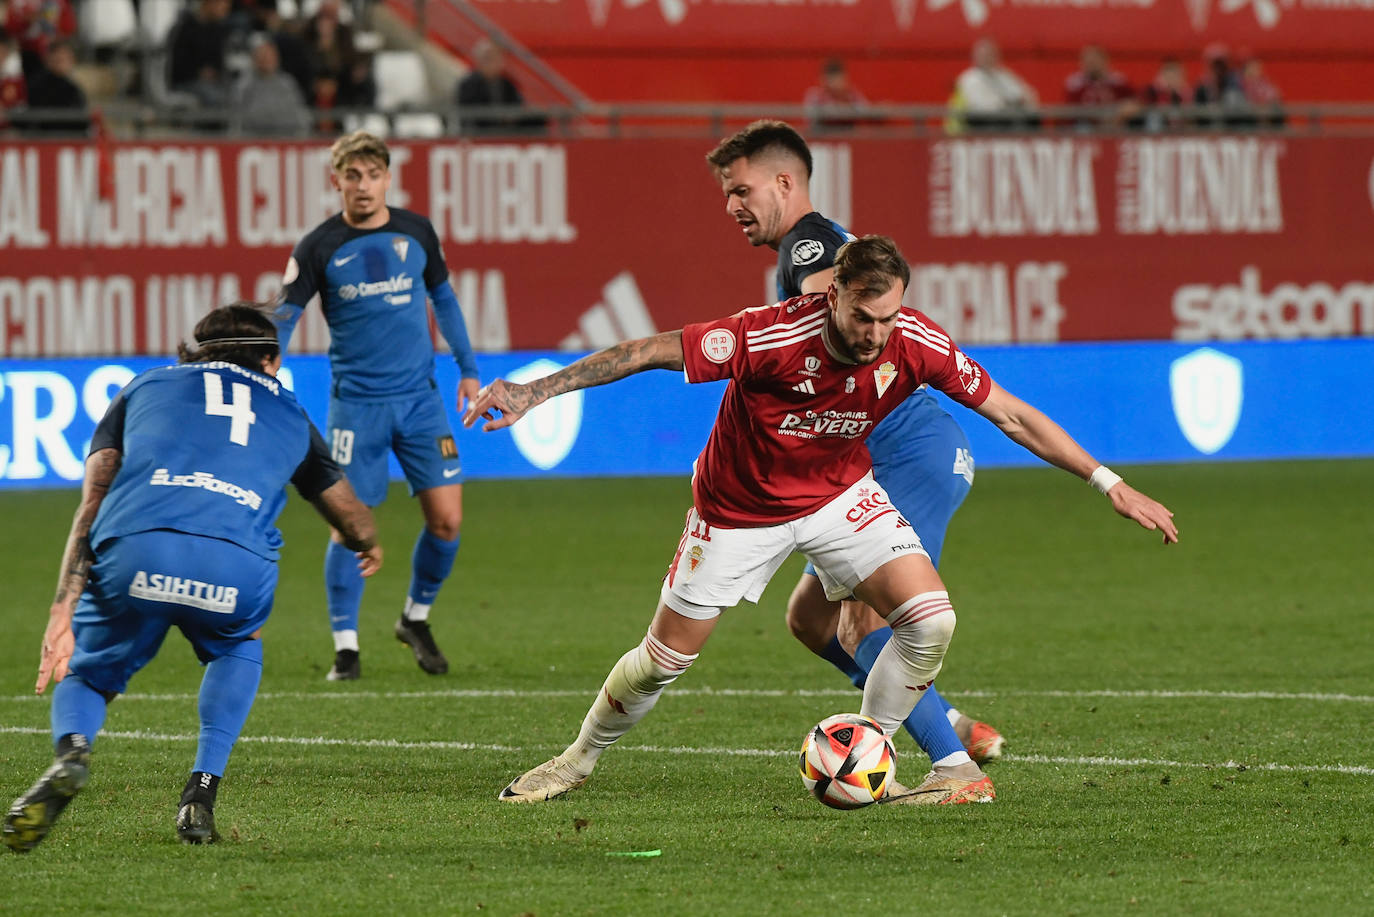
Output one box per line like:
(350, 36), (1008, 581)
(332, 629), (359, 652)
(860, 591), (956, 735)
(563, 633), (696, 774)
(932, 750), (973, 769)
(403, 597), (431, 622)
(945, 707), (963, 728)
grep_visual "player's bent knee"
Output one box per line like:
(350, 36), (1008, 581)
(424, 514), (462, 541)
(885, 591), (956, 659)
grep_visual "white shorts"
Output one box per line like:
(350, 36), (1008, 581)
(660, 473), (930, 620)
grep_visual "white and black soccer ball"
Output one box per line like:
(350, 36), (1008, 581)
(799, 713), (896, 809)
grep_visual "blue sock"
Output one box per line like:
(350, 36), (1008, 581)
(408, 529), (460, 607)
(818, 636), (867, 689)
(853, 627), (965, 764)
(51, 675), (109, 750)
(193, 641), (263, 777)
(325, 539), (365, 635)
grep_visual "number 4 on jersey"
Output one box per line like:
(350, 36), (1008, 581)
(204, 373), (256, 445)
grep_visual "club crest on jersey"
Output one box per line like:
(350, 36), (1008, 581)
(791, 239), (824, 266)
(874, 361), (897, 398)
(701, 328), (736, 363)
(393, 237), (410, 262)
(686, 545), (704, 577)
(845, 376), (855, 393)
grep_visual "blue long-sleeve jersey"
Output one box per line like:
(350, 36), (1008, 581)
(276, 208), (478, 400)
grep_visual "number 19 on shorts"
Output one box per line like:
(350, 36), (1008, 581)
(331, 429), (355, 465)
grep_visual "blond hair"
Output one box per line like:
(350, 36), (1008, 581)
(330, 131), (391, 173)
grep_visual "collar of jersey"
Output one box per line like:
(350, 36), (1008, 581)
(820, 317), (857, 365)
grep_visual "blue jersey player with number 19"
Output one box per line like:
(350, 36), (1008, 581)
(706, 121), (1003, 803)
(3, 305), (380, 852)
(275, 131), (480, 681)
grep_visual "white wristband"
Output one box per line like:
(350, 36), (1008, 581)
(1088, 465), (1123, 496)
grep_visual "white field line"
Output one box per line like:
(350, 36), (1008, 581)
(3, 687), (1373, 703)
(1, 725), (1371, 777)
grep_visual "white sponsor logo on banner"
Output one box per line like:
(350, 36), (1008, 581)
(1173, 267), (1374, 340)
(1170, 347), (1243, 454)
(905, 261), (1067, 343)
(430, 144), (576, 244)
(1117, 138), (1284, 235)
(929, 140), (1100, 238)
(505, 358), (584, 471)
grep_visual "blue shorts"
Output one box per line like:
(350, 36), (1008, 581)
(803, 392), (972, 577)
(327, 388), (463, 507)
(69, 530), (278, 695)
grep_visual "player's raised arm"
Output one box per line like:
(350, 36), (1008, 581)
(464, 331), (685, 431)
(39, 447), (122, 694)
(972, 379), (1178, 544)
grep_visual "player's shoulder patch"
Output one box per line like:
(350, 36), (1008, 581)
(790, 239), (825, 266)
(699, 328), (737, 364)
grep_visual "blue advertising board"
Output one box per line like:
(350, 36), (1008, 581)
(1, 339), (1371, 490)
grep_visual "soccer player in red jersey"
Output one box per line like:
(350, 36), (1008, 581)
(466, 236), (1177, 804)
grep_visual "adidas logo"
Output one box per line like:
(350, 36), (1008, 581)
(559, 272), (656, 350)
(791, 379), (816, 395)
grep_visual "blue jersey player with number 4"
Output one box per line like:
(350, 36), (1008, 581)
(276, 131), (480, 681)
(706, 121), (1003, 803)
(3, 305), (381, 851)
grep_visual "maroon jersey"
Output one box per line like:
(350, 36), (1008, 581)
(681, 293), (992, 528)
(1065, 70), (1134, 106)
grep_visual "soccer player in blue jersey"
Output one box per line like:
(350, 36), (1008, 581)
(706, 121), (1002, 803)
(275, 131), (480, 680)
(3, 305), (381, 851)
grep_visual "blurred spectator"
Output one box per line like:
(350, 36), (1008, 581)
(1137, 57), (1188, 132)
(169, 0), (232, 104)
(454, 38), (544, 135)
(336, 51), (375, 108)
(2, 0), (75, 80)
(1239, 53), (1284, 128)
(21, 36), (86, 133)
(802, 58), (868, 131)
(235, 35), (309, 135)
(258, 6), (312, 99)
(1192, 42), (1246, 126)
(1064, 45), (1136, 128)
(303, 1), (354, 98)
(954, 38), (1038, 131)
(1, 33), (27, 124)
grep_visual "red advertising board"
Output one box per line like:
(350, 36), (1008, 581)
(401, 0), (1374, 103)
(2, 135), (1372, 357)
(458, 0), (1374, 55)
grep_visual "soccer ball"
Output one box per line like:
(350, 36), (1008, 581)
(799, 713), (896, 809)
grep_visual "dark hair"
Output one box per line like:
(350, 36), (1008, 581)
(705, 119), (813, 179)
(833, 235), (910, 297)
(822, 58), (846, 76)
(178, 303), (281, 369)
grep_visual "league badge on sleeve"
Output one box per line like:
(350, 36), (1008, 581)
(954, 350), (983, 396)
(874, 362), (897, 398)
(791, 239), (825, 266)
(701, 329), (737, 363)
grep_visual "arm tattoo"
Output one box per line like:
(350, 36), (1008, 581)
(312, 480), (378, 552)
(514, 331), (684, 413)
(53, 449), (121, 605)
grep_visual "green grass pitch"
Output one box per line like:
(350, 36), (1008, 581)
(1, 460), (1371, 915)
